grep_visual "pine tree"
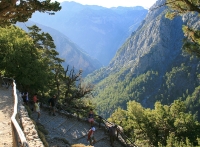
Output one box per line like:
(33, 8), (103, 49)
(0, 0), (61, 26)
(165, 0), (200, 57)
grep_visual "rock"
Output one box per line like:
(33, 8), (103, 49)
(27, 135), (34, 140)
(31, 130), (37, 135)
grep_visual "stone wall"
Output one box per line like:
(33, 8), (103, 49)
(18, 93), (44, 147)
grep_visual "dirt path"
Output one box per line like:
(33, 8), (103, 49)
(0, 88), (14, 147)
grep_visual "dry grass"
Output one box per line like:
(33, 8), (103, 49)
(37, 130), (49, 147)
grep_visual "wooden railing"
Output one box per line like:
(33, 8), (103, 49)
(12, 80), (29, 147)
(1, 77), (29, 147)
(97, 115), (138, 147)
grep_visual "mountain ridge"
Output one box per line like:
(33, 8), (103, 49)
(30, 1), (148, 65)
(16, 21), (102, 76)
(84, 0), (200, 118)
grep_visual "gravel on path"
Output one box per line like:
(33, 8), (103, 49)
(0, 88), (14, 147)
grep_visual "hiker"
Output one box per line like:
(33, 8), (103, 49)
(108, 125), (118, 146)
(35, 100), (40, 120)
(87, 126), (96, 145)
(88, 109), (95, 126)
(22, 92), (28, 105)
(49, 95), (57, 116)
(32, 93), (38, 111)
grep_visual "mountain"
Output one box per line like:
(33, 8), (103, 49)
(30, 1), (148, 66)
(84, 0), (200, 118)
(16, 21), (102, 76)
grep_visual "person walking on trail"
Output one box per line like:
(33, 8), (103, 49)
(22, 92), (28, 105)
(108, 125), (118, 146)
(32, 93), (38, 111)
(88, 109), (95, 126)
(35, 100), (41, 120)
(87, 126), (96, 145)
(49, 95), (57, 116)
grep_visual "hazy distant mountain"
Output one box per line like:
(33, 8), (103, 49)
(30, 1), (148, 65)
(85, 0), (200, 118)
(16, 21), (102, 76)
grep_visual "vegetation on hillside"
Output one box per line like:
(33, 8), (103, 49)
(87, 54), (200, 119)
(106, 1), (200, 146)
(91, 69), (160, 118)
(0, 25), (94, 112)
(185, 85), (200, 120)
(108, 99), (200, 146)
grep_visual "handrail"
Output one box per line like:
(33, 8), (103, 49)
(98, 116), (138, 147)
(11, 79), (29, 147)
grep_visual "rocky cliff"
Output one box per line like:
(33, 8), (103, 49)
(85, 0), (200, 118)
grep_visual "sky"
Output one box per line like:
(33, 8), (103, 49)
(57, 0), (158, 9)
